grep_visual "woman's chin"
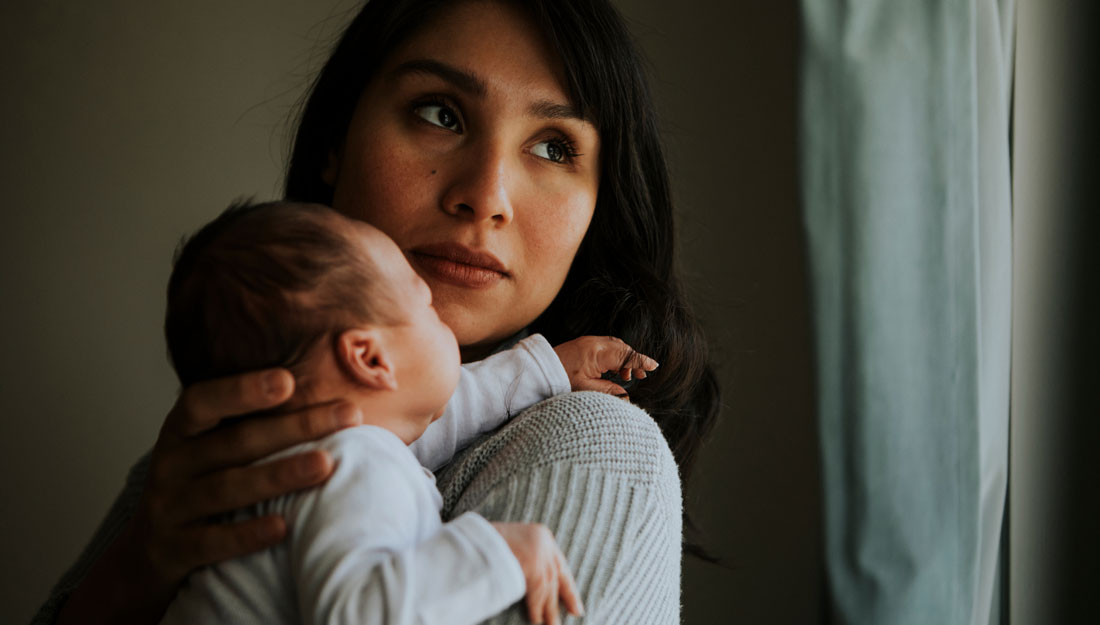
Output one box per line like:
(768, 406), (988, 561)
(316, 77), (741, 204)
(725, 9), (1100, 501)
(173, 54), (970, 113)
(432, 303), (516, 360)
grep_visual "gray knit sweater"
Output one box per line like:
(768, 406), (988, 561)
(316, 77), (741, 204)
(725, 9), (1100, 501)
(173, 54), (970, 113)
(33, 391), (683, 624)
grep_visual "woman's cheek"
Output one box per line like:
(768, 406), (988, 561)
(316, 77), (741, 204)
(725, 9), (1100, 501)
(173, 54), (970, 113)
(550, 193), (596, 255)
(521, 202), (592, 302)
(341, 140), (434, 240)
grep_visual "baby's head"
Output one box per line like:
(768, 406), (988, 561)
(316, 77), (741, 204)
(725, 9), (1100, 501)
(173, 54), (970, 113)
(165, 200), (460, 442)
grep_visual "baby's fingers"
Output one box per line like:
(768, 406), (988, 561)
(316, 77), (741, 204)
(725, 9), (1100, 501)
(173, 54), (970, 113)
(624, 350), (659, 373)
(526, 580), (551, 624)
(618, 353), (657, 382)
(526, 593), (541, 624)
(589, 337), (657, 377)
(546, 564), (560, 625)
(556, 551), (584, 617)
(573, 378), (628, 399)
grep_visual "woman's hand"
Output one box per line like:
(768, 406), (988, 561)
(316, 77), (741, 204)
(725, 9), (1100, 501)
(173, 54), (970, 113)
(491, 522), (583, 625)
(58, 368), (362, 625)
(553, 336), (658, 398)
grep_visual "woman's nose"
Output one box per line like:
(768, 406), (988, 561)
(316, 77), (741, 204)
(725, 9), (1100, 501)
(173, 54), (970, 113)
(439, 144), (515, 226)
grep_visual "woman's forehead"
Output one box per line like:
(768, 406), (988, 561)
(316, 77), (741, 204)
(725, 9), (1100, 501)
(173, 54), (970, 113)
(379, 0), (571, 104)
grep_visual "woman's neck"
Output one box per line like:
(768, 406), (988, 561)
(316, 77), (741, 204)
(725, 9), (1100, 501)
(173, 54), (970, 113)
(460, 328), (530, 363)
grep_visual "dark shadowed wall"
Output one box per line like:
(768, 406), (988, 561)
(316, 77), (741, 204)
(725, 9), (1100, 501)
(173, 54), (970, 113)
(617, 2), (820, 624)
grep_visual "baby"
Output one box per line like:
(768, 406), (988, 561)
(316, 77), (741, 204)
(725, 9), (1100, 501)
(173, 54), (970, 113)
(158, 200), (656, 625)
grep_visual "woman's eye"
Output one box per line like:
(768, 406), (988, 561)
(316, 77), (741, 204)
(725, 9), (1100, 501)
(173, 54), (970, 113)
(414, 104), (461, 131)
(532, 140), (568, 163)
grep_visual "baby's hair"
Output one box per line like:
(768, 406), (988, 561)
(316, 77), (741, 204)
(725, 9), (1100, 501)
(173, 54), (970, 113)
(165, 200), (394, 387)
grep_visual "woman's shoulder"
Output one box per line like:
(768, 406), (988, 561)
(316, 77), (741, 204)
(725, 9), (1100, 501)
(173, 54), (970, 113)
(436, 390), (682, 527)
(528, 392), (672, 469)
(441, 392), (678, 493)
(526, 390), (664, 444)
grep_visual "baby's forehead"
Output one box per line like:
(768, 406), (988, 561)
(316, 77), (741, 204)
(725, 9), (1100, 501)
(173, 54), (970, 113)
(339, 218), (396, 260)
(344, 216), (388, 245)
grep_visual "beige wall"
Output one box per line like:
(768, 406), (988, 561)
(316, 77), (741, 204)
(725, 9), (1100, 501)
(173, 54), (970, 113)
(0, 2), (818, 622)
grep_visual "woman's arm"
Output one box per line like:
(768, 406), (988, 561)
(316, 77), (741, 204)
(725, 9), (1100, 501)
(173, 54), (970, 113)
(40, 369), (363, 625)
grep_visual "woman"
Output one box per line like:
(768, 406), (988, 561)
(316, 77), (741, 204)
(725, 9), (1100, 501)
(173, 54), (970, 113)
(39, 0), (719, 623)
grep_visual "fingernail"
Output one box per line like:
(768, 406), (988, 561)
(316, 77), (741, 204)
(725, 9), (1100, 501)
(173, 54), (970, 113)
(264, 371), (290, 398)
(332, 403), (360, 427)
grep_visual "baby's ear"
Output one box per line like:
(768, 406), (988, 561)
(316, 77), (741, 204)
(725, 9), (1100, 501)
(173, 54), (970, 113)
(337, 328), (398, 391)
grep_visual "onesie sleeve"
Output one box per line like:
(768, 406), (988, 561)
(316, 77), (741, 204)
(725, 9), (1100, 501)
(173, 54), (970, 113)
(410, 333), (570, 471)
(290, 428), (525, 625)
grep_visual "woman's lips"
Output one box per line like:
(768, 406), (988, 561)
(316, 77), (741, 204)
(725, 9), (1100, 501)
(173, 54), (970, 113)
(408, 243), (509, 289)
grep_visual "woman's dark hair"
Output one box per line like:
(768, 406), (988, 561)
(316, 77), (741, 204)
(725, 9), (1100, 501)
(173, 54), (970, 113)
(285, 0), (721, 556)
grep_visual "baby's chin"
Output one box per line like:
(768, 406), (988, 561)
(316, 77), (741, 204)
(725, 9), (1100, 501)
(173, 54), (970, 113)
(430, 405), (447, 422)
(403, 406), (446, 443)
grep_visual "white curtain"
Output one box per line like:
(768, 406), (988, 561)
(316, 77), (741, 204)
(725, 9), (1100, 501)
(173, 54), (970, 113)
(799, 1), (1014, 623)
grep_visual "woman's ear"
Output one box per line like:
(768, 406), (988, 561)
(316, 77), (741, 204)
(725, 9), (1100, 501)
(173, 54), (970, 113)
(337, 328), (398, 391)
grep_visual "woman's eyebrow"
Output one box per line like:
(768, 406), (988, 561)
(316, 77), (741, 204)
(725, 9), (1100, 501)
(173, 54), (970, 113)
(390, 58), (589, 123)
(529, 100), (588, 123)
(390, 59), (486, 97)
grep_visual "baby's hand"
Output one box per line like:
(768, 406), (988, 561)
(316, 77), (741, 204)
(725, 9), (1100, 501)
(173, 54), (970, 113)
(491, 522), (583, 625)
(553, 336), (658, 398)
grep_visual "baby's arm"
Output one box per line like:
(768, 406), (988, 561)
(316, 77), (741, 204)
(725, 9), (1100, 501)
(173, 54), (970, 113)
(291, 429), (526, 625)
(411, 334), (569, 470)
(412, 334), (659, 471)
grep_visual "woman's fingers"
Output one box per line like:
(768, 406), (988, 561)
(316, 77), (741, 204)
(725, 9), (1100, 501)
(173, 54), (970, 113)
(177, 450), (334, 520)
(173, 516), (287, 572)
(178, 401), (361, 477)
(134, 370), (364, 590)
(140, 449), (332, 583)
(166, 369), (294, 437)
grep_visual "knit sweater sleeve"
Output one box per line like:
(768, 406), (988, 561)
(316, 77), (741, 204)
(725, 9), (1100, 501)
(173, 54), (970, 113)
(436, 391), (683, 625)
(31, 451), (151, 625)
